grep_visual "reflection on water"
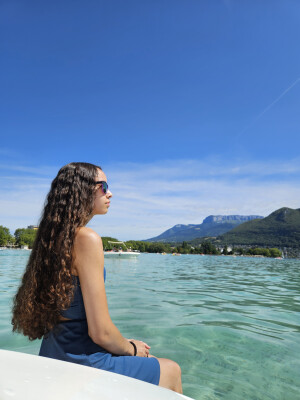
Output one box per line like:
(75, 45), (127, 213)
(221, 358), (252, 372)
(0, 250), (299, 399)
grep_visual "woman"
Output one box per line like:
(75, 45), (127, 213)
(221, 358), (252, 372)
(12, 162), (182, 394)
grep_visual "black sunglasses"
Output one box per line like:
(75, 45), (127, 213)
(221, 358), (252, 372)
(95, 181), (109, 194)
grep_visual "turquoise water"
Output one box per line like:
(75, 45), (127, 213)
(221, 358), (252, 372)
(1, 250), (299, 399)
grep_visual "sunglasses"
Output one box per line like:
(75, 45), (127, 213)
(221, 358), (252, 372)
(95, 181), (109, 194)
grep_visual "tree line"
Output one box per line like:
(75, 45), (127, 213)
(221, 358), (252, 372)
(104, 238), (282, 258)
(0, 226), (282, 257)
(0, 226), (37, 247)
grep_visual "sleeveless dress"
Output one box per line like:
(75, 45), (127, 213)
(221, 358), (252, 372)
(39, 267), (160, 385)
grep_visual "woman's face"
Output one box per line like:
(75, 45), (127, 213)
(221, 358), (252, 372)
(92, 169), (112, 215)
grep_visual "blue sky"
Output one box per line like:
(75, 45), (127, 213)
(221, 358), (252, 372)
(0, 0), (299, 239)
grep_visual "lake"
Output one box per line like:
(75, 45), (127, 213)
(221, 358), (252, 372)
(0, 250), (299, 399)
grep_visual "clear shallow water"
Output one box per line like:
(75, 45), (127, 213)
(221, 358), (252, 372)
(1, 250), (299, 400)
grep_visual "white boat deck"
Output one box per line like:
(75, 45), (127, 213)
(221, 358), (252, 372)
(0, 350), (193, 400)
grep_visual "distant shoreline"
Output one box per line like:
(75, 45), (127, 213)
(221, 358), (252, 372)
(2, 248), (297, 259)
(144, 252), (287, 260)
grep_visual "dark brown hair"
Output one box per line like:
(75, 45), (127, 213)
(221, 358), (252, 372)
(12, 162), (101, 340)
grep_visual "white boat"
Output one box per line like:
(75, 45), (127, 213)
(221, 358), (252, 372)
(104, 250), (140, 257)
(0, 349), (193, 400)
(104, 241), (140, 258)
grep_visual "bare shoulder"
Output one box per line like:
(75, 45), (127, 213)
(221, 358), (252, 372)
(75, 226), (102, 245)
(73, 228), (104, 276)
(74, 227), (103, 250)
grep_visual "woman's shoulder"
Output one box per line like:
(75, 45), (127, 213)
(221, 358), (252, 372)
(73, 228), (104, 276)
(75, 227), (103, 248)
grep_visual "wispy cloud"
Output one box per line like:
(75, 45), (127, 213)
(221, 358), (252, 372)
(0, 163), (58, 176)
(236, 77), (300, 139)
(1, 159), (298, 239)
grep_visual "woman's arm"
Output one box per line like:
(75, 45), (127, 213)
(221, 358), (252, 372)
(73, 227), (148, 357)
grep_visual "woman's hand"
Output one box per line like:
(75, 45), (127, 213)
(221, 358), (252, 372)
(127, 338), (150, 357)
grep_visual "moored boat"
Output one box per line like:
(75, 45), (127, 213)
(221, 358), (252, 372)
(104, 241), (140, 258)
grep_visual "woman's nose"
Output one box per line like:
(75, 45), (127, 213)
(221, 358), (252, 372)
(107, 190), (113, 198)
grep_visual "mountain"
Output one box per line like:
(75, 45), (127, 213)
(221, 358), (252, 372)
(218, 207), (300, 248)
(146, 215), (263, 242)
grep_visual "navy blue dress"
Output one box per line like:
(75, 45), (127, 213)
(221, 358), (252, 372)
(39, 267), (160, 385)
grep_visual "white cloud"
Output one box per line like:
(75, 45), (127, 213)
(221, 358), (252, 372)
(0, 159), (299, 239)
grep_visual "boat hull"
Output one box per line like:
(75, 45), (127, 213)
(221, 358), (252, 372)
(0, 349), (193, 400)
(104, 251), (140, 257)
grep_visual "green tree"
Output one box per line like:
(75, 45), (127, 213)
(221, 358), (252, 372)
(222, 245), (228, 255)
(125, 240), (147, 252)
(14, 228), (37, 248)
(147, 243), (168, 253)
(0, 225), (13, 246)
(269, 248), (282, 258)
(235, 247), (244, 255)
(246, 247), (277, 257)
(200, 241), (219, 255)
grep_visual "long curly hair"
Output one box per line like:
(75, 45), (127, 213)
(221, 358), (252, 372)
(12, 162), (102, 340)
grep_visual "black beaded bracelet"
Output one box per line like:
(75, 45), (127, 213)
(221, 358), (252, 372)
(129, 341), (137, 356)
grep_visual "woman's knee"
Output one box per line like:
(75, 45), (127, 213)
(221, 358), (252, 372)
(168, 359), (181, 377)
(172, 360), (181, 380)
(157, 358), (181, 387)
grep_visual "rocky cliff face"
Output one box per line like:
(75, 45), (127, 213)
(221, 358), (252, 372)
(203, 215), (263, 224)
